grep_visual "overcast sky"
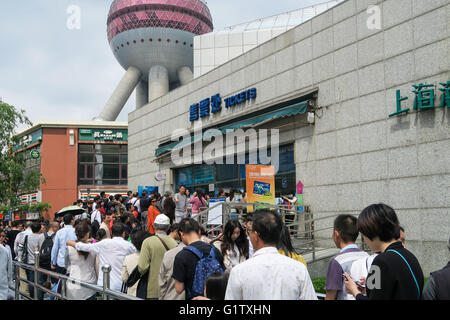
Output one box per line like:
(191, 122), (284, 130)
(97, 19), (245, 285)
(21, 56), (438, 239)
(0, 0), (326, 131)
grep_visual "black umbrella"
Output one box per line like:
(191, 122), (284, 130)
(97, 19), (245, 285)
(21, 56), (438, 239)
(55, 205), (85, 217)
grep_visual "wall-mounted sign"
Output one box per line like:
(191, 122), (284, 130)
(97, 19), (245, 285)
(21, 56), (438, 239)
(389, 81), (449, 117)
(13, 129), (43, 151)
(138, 186), (159, 197)
(25, 212), (40, 220)
(20, 191), (42, 205)
(79, 129), (128, 142)
(155, 172), (166, 181)
(79, 190), (128, 201)
(30, 149), (40, 160)
(190, 88), (257, 122)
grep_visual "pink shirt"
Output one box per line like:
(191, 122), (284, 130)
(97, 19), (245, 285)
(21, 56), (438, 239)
(189, 197), (206, 215)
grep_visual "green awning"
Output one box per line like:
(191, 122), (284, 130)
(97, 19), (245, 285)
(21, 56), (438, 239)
(155, 100), (309, 157)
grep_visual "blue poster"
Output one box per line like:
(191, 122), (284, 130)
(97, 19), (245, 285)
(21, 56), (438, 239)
(138, 186), (159, 197)
(253, 181), (271, 196)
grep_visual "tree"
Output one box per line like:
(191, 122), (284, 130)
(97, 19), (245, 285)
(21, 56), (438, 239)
(0, 100), (43, 210)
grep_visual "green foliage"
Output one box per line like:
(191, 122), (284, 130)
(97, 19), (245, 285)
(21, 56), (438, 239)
(312, 278), (326, 294)
(30, 202), (52, 214)
(0, 100), (43, 209)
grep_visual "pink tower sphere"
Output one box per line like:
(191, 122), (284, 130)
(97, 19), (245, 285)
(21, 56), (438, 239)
(106, 0), (214, 81)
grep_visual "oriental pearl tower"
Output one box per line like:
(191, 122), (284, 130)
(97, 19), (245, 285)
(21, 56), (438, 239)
(96, 0), (214, 121)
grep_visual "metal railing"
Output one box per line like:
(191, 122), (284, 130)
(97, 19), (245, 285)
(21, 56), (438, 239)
(192, 202), (368, 263)
(8, 251), (142, 301)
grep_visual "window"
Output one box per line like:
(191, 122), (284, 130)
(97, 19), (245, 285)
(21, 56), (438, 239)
(78, 143), (127, 186)
(23, 146), (41, 177)
(174, 144), (295, 196)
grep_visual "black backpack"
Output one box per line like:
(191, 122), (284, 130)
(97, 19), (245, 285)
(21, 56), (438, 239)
(39, 232), (56, 268)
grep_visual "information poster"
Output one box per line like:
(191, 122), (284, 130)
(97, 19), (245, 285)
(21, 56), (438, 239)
(207, 198), (226, 225)
(246, 165), (275, 212)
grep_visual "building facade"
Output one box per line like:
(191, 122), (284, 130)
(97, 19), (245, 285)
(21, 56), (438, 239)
(14, 121), (129, 221)
(128, 0), (450, 275)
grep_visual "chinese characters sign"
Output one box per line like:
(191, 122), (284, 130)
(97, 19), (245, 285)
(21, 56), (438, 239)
(190, 88), (257, 122)
(79, 129), (128, 142)
(389, 81), (450, 117)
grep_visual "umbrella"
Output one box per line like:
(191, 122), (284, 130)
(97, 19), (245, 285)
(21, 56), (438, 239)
(55, 205), (85, 217)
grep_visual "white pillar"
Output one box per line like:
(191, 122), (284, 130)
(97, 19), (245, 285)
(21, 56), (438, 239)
(136, 80), (148, 109)
(148, 65), (169, 102)
(177, 66), (193, 86)
(95, 66), (142, 121)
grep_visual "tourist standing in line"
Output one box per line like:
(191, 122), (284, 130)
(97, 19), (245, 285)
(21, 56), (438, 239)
(67, 223), (136, 292)
(51, 214), (77, 276)
(225, 210), (317, 300)
(66, 222), (98, 300)
(213, 219), (249, 273)
(163, 192), (176, 225)
(147, 198), (161, 235)
(325, 215), (369, 300)
(159, 237), (186, 300)
(122, 229), (151, 297)
(174, 185), (188, 223)
(344, 204), (424, 300)
(277, 224), (307, 267)
(189, 189), (207, 220)
(17, 221), (43, 299)
(172, 218), (225, 300)
(138, 214), (177, 300)
(421, 236), (450, 300)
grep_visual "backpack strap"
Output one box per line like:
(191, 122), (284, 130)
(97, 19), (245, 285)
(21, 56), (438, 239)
(386, 249), (421, 298)
(184, 246), (203, 260)
(209, 246), (216, 260)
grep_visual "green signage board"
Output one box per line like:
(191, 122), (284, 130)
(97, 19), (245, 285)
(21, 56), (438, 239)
(13, 129), (43, 151)
(79, 129), (128, 142)
(30, 150), (40, 160)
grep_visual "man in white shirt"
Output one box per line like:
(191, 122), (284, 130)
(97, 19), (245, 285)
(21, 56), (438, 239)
(67, 223), (136, 292)
(225, 210), (317, 300)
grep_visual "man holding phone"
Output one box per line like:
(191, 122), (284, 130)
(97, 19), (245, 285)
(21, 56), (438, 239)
(325, 215), (369, 300)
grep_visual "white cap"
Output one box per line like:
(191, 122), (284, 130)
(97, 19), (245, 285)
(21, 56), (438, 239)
(154, 214), (170, 226)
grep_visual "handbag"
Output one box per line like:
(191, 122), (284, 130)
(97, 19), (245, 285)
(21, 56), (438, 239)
(126, 265), (148, 299)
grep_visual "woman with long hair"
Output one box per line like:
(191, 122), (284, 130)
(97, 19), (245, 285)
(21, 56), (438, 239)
(189, 188), (207, 219)
(66, 222), (98, 300)
(213, 219), (249, 272)
(277, 224), (307, 267)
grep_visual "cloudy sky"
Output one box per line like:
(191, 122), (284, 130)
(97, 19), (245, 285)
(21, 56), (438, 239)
(0, 0), (326, 131)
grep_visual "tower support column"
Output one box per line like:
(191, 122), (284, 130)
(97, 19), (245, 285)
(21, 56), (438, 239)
(148, 65), (169, 102)
(96, 66), (142, 121)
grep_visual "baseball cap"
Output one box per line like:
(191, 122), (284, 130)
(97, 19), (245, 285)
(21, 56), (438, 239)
(154, 214), (170, 225)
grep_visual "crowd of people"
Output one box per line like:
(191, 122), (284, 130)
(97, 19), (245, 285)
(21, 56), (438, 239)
(1, 190), (449, 300)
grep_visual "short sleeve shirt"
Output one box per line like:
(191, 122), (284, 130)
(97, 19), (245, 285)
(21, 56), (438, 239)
(325, 246), (369, 300)
(172, 241), (225, 299)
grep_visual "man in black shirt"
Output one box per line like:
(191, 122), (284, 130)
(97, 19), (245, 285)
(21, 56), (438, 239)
(6, 221), (23, 260)
(344, 204), (424, 300)
(172, 218), (225, 300)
